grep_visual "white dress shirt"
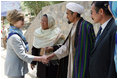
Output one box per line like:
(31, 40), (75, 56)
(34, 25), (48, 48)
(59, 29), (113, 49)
(100, 18), (112, 35)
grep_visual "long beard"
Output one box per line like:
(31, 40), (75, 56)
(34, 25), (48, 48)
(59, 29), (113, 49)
(68, 20), (71, 24)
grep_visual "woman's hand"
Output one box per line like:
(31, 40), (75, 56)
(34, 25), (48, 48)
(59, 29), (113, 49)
(45, 47), (54, 53)
(33, 55), (49, 64)
(30, 64), (35, 70)
(41, 55), (49, 64)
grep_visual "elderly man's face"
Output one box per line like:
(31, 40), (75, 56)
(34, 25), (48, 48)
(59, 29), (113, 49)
(91, 4), (102, 23)
(66, 9), (75, 24)
(41, 16), (48, 30)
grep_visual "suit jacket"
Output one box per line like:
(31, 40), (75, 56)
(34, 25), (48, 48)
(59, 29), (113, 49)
(89, 18), (117, 78)
(5, 34), (34, 77)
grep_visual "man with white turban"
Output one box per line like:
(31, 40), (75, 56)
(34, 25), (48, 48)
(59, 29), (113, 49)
(43, 2), (95, 78)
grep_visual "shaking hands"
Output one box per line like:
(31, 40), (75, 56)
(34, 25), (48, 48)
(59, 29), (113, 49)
(31, 55), (49, 70)
(40, 46), (55, 64)
(40, 55), (49, 64)
(31, 46), (56, 70)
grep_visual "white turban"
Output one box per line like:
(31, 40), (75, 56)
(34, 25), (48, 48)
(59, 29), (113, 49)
(66, 2), (84, 14)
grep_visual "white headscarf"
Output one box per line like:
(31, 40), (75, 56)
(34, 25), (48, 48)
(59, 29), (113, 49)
(47, 14), (55, 28)
(66, 2), (84, 14)
(33, 14), (62, 48)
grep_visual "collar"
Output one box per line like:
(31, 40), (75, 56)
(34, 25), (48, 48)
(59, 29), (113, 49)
(77, 17), (83, 25)
(73, 17), (83, 25)
(101, 18), (112, 34)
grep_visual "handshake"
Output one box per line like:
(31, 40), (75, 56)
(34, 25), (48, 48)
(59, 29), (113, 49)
(40, 55), (50, 64)
(31, 47), (56, 70)
(40, 46), (55, 64)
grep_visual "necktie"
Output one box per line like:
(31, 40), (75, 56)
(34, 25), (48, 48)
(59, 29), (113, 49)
(95, 26), (102, 45)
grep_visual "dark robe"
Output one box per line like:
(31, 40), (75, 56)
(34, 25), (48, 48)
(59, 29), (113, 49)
(31, 46), (59, 78)
(73, 18), (95, 78)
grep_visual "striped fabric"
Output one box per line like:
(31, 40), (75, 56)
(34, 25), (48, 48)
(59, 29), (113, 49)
(73, 19), (95, 78)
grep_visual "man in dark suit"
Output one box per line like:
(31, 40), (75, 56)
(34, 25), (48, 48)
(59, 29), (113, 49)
(89, 1), (117, 78)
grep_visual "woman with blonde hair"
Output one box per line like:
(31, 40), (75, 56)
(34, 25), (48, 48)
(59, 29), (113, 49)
(5, 9), (47, 78)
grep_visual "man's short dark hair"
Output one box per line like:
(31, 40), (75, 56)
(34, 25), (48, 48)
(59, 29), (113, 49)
(91, 1), (112, 16)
